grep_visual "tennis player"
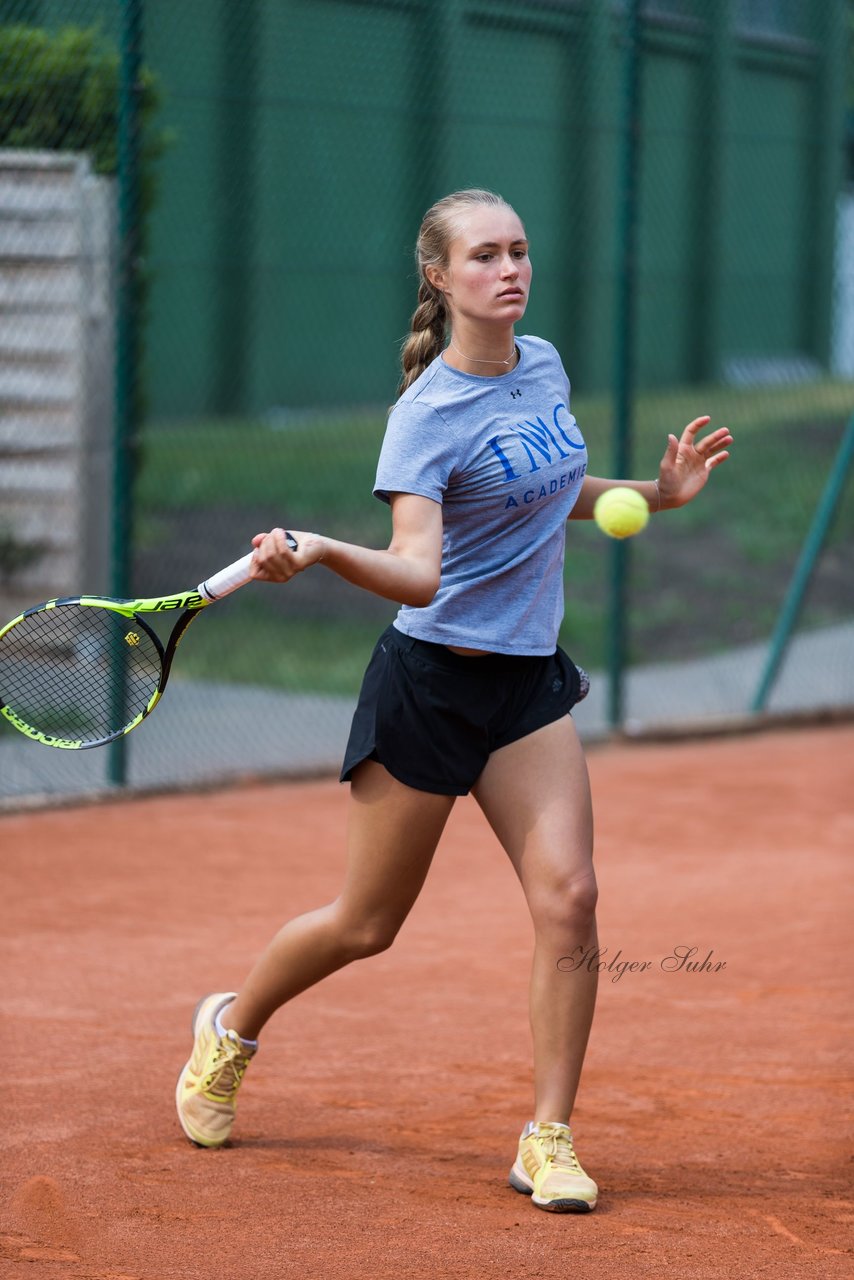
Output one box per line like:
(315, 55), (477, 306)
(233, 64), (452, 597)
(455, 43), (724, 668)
(176, 189), (732, 1212)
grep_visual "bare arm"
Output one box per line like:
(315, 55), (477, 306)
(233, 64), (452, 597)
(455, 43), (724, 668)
(569, 416), (733, 520)
(569, 475), (660, 521)
(249, 491), (443, 608)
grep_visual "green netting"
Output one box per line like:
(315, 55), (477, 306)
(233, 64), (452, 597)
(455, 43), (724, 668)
(1, 0), (852, 801)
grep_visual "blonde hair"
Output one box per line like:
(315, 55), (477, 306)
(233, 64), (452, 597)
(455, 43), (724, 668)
(395, 188), (515, 400)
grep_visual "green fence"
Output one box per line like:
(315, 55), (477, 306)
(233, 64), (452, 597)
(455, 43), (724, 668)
(1, 0), (852, 803)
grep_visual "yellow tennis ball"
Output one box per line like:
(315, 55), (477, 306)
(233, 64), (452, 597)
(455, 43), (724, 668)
(593, 487), (650, 539)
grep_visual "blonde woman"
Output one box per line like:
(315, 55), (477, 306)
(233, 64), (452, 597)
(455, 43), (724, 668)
(177, 189), (731, 1213)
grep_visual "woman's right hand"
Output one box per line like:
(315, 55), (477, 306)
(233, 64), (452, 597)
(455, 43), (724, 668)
(249, 528), (326, 582)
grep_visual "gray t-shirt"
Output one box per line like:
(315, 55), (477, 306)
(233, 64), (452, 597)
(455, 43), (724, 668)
(374, 334), (588, 655)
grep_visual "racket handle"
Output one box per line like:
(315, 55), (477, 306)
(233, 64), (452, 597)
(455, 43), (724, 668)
(198, 533), (298, 602)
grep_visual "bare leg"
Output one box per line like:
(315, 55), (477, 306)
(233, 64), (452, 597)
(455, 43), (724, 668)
(225, 761), (456, 1041)
(472, 715), (597, 1123)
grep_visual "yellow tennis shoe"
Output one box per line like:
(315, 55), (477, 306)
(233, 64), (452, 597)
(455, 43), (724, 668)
(509, 1121), (598, 1212)
(176, 992), (256, 1148)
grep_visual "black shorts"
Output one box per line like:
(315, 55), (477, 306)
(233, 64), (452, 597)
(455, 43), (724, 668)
(340, 624), (590, 796)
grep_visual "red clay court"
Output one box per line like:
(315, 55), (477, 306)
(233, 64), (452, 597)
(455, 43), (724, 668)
(2, 722), (852, 1279)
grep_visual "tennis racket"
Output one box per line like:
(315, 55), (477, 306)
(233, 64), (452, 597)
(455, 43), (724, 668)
(0, 534), (297, 750)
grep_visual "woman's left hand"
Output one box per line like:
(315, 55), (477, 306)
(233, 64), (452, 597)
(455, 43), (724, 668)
(658, 416), (733, 509)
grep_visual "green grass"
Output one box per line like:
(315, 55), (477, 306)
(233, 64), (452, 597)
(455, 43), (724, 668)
(171, 610), (387, 696)
(137, 409), (388, 534)
(137, 381), (854, 518)
(135, 379), (854, 692)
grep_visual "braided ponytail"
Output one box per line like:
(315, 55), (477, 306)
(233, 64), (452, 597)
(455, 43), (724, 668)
(396, 281), (447, 399)
(395, 188), (513, 401)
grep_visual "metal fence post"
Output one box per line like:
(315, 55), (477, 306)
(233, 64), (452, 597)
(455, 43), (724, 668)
(609, 0), (642, 731)
(108, 0), (144, 788)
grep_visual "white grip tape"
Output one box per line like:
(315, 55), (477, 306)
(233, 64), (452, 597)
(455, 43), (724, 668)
(198, 553), (255, 602)
(197, 533), (298, 602)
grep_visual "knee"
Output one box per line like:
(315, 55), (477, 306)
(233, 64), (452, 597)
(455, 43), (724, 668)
(532, 871), (598, 936)
(334, 911), (402, 961)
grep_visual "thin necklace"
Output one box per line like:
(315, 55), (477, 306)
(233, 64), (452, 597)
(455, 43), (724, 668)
(448, 340), (518, 368)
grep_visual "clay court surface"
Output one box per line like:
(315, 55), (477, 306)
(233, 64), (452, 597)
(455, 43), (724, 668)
(2, 722), (852, 1279)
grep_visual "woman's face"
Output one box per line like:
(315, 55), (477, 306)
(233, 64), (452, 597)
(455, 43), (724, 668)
(428, 204), (532, 329)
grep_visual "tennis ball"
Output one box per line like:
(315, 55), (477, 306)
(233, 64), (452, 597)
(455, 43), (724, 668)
(593, 487), (650, 539)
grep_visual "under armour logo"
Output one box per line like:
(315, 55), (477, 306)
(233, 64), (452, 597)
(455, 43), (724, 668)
(510, 388), (522, 399)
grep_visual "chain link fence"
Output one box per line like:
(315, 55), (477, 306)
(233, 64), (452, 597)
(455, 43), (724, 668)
(1, 0), (852, 803)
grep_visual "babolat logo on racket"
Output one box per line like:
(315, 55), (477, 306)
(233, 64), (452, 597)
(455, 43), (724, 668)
(115, 591), (207, 611)
(0, 704), (83, 750)
(153, 596), (189, 611)
(126, 592), (205, 612)
(164, 592), (204, 610)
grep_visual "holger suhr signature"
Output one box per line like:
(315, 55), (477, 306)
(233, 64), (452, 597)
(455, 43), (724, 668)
(557, 945), (726, 983)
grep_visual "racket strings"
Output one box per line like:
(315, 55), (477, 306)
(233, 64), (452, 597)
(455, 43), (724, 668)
(0, 605), (163, 744)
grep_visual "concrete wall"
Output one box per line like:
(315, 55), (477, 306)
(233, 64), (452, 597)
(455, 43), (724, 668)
(0, 150), (114, 616)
